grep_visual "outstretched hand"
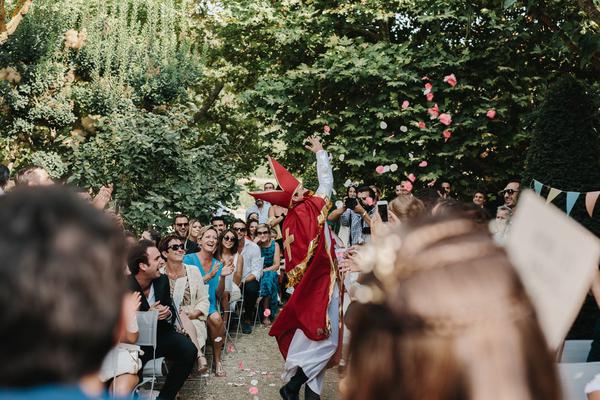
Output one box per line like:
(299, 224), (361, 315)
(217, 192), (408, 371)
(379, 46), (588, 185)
(305, 136), (324, 154)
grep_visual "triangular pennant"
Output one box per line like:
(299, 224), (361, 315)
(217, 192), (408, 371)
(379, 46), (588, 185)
(565, 192), (580, 216)
(586, 191), (600, 218)
(533, 180), (543, 195)
(546, 188), (561, 204)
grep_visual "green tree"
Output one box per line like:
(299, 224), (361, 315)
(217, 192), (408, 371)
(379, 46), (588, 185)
(208, 0), (600, 198)
(523, 75), (600, 236)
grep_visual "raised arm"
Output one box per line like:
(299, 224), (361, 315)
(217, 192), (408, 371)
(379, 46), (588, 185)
(305, 136), (333, 198)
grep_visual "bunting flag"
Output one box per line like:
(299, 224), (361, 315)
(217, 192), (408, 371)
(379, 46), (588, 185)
(565, 192), (580, 216)
(586, 191), (600, 218)
(546, 188), (561, 204)
(533, 180), (543, 195)
(531, 179), (600, 217)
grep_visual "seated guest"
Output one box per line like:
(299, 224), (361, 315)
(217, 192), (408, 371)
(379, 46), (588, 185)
(232, 219), (263, 334)
(472, 190), (487, 208)
(341, 215), (560, 400)
(186, 219), (202, 249)
(183, 227), (233, 377)
(216, 228), (244, 329)
(247, 218), (259, 241)
(256, 224), (281, 325)
(211, 215), (227, 236)
(0, 186), (126, 399)
(172, 214), (198, 254)
(158, 235), (211, 374)
(128, 240), (197, 399)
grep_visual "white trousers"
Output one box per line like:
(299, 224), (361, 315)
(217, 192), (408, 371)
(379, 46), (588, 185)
(282, 283), (339, 394)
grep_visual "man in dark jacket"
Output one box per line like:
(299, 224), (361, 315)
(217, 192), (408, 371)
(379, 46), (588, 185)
(128, 240), (197, 400)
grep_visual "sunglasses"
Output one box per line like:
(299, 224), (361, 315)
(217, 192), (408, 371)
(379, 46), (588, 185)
(175, 223), (189, 227)
(233, 227), (246, 232)
(223, 236), (236, 242)
(168, 244), (185, 251)
(500, 189), (519, 195)
(257, 230), (269, 235)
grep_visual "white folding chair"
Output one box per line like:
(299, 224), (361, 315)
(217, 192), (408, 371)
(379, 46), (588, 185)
(561, 340), (593, 363)
(559, 362), (600, 400)
(224, 295), (244, 353)
(133, 310), (164, 399)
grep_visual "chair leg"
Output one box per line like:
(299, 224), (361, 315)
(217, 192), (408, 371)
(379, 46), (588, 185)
(253, 297), (262, 328)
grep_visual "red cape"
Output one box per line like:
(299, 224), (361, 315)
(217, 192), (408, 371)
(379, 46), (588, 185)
(269, 194), (337, 359)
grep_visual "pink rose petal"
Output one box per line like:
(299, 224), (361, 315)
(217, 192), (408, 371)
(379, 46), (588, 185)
(418, 121), (426, 129)
(486, 109), (496, 119)
(424, 83), (433, 90)
(227, 342), (235, 353)
(421, 76), (430, 80)
(438, 113), (452, 126)
(427, 179), (437, 187)
(443, 73), (457, 87)
(323, 125), (331, 133)
(401, 100), (409, 109)
(238, 361), (244, 370)
(427, 103), (439, 119)
(249, 387), (259, 395)
(442, 130), (452, 142)
(404, 181), (413, 192)
(375, 165), (385, 174)
(263, 309), (271, 317)
(418, 161), (428, 167)
(426, 92), (434, 101)
(365, 197), (375, 206)
(407, 173), (416, 182)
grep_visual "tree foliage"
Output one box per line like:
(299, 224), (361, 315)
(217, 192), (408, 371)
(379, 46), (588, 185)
(210, 0), (600, 199)
(523, 75), (600, 236)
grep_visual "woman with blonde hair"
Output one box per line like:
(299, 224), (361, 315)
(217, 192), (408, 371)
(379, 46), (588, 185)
(341, 215), (561, 400)
(186, 219), (202, 245)
(388, 195), (425, 222)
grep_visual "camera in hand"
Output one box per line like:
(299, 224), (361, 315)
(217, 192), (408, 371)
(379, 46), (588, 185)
(345, 197), (358, 210)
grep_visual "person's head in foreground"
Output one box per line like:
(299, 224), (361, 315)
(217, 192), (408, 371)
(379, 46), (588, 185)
(0, 186), (126, 394)
(341, 215), (560, 400)
(15, 166), (54, 187)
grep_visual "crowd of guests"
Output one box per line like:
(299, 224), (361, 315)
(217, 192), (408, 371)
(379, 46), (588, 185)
(2, 161), (593, 400)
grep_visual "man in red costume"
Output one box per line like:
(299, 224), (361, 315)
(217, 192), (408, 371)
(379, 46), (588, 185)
(250, 136), (340, 400)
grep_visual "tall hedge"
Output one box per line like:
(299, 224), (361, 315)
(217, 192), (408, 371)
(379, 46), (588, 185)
(523, 75), (600, 237)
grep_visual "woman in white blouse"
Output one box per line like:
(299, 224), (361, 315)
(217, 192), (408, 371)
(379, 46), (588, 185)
(159, 234), (211, 373)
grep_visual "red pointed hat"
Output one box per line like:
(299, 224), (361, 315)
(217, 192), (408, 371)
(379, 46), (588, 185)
(249, 156), (301, 208)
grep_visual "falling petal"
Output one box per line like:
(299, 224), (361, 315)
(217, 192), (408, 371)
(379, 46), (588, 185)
(324, 125), (331, 133)
(375, 165), (385, 174)
(263, 309), (271, 317)
(408, 152), (414, 160)
(408, 173), (416, 182)
(400, 125), (408, 132)
(365, 197), (375, 206)
(380, 121), (388, 129)
(424, 83), (433, 90)
(418, 121), (426, 129)
(426, 92), (434, 101)
(343, 179), (352, 187)
(249, 387), (259, 395)
(251, 379), (259, 386)
(335, 200), (343, 208)
(389, 163), (398, 172)
(486, 109), (496, 119)
(372, 149), (376, 157)
(401, 100), (409, 109)
(227, 342), (235, 353)
(443, 73), (457, 87)
(419, 161), (428, 167)
(438, 113), (452, 126)
(339, 154), (345, 161)
(383, 165), (390, 172)
(443, 130), (452, 142)
(238, 361), (244, 370)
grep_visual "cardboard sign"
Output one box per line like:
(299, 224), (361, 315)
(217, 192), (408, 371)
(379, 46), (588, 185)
(506, 190), (600, 351)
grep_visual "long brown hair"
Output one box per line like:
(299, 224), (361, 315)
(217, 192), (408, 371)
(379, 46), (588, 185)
(341, 216), (561, 400)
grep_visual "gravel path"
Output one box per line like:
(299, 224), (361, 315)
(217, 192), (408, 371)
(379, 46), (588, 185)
(178, 323), (340, 400)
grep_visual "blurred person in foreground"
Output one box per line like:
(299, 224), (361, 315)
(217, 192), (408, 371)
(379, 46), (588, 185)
(341, 215), (560, 400)
(0, 164), (9, 195)
(15, 165), (54, 187)
(0, 186), (127, 399)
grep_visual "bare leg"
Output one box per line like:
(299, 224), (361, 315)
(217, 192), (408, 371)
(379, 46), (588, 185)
(261, 296), (271, 325)
(110, 374), (139, 397)
(207, 312), (226, 377)
(221, 291), (231, 328)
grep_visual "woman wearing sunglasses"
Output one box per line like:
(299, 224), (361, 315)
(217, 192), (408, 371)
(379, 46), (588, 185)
(158, 234), (211, 373)
(216, 228), (244, 329)
(183, 226), (233, 377)
(256, 223), (281, 326)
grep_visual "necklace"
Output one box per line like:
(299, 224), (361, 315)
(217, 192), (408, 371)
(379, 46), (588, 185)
(166, 265), (186, 280)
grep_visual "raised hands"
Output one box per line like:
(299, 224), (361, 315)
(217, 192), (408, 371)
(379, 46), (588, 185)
(304, 136), (324, 154)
